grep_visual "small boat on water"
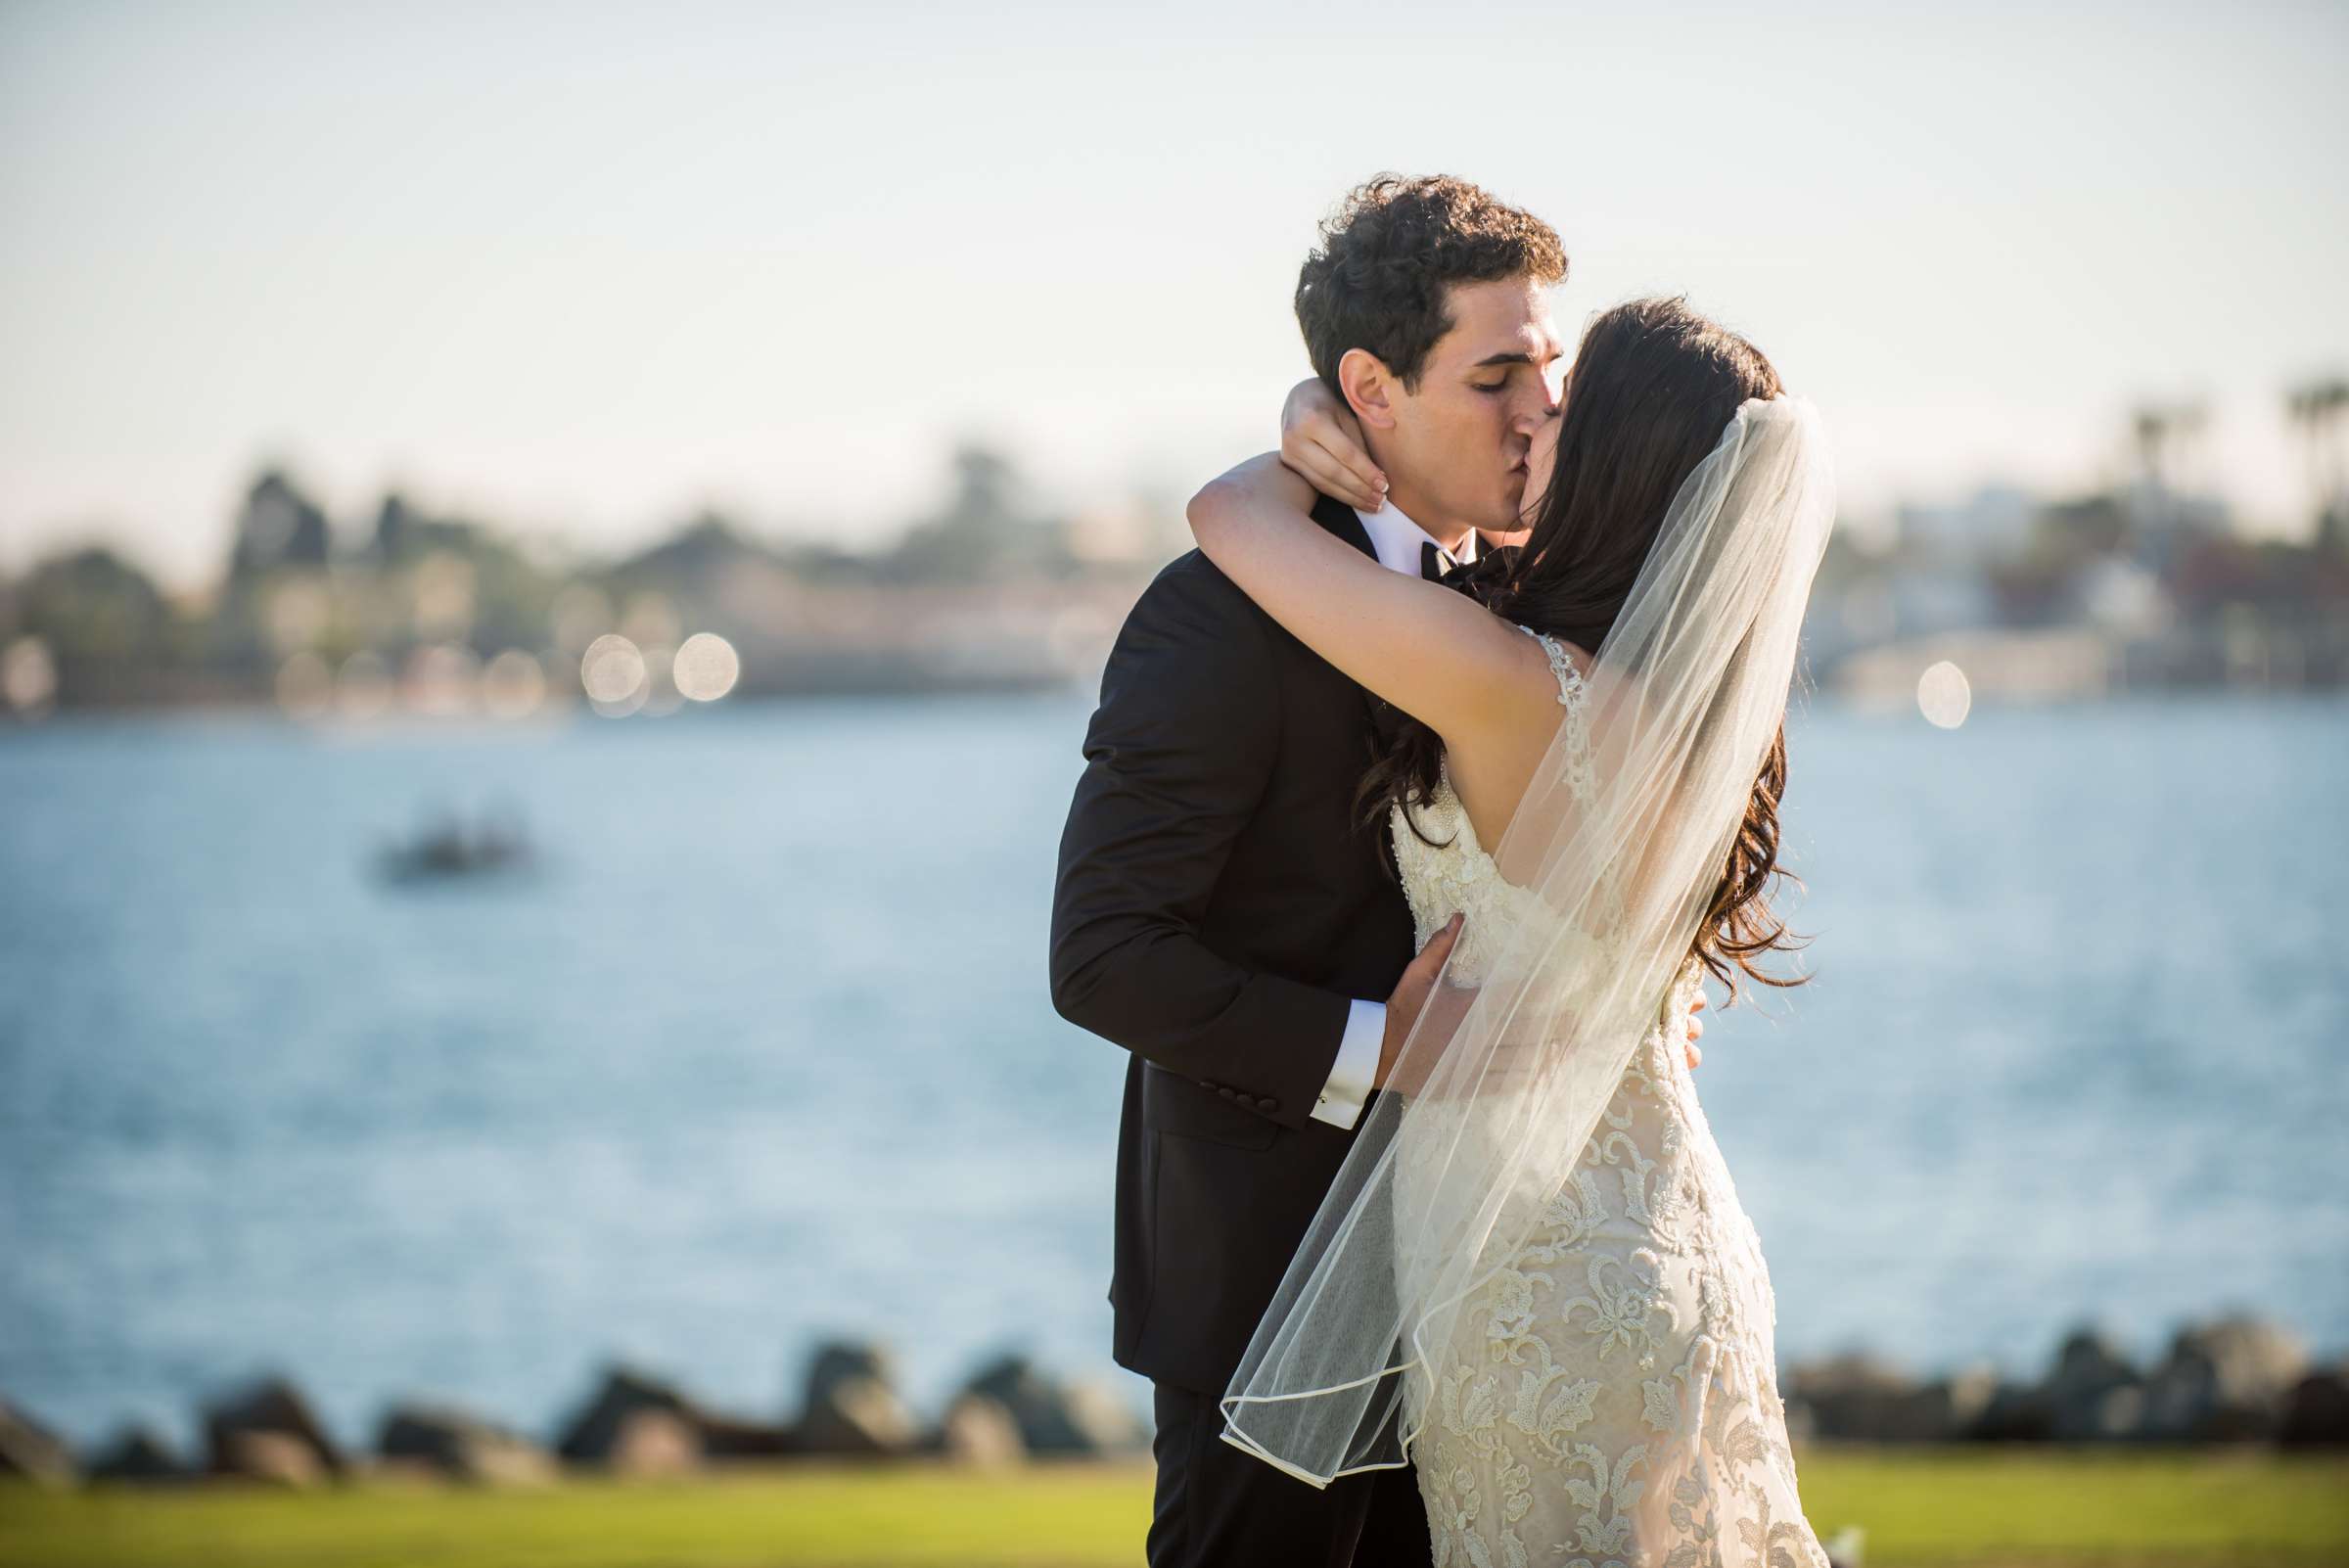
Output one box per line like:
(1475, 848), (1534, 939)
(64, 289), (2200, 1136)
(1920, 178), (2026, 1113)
(375, 806), (536, 885)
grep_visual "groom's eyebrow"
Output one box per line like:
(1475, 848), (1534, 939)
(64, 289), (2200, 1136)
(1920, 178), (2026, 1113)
(1470, 344), (1563, 368)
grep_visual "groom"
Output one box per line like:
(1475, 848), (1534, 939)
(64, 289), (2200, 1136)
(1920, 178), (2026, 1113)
(1051, 176), (1685, 1568)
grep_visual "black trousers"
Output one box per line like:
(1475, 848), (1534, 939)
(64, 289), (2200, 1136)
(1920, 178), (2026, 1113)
(1146, 1381), (1435, 1568)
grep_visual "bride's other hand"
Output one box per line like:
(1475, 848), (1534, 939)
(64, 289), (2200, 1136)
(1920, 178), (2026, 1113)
(1280, 378), (1386, 511)
(1686, 992), (1705, 1071)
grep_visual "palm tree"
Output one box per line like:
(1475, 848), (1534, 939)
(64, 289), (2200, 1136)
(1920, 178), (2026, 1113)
(2285, 377), (2349, 552)
(2131, 402), (2205, 494)
(2126, 399), (2208, 565)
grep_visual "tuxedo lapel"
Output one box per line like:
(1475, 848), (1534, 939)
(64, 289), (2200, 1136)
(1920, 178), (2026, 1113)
(1310, 490), (1378, 560)
(1304, 491), (1413, 767)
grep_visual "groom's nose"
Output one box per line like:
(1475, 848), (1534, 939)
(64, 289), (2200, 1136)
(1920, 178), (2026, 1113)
(1528, 360), (1565, 421)
(1510, 392), (1555, 438)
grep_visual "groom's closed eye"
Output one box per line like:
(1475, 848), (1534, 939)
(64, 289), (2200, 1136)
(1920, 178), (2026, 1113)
(1468, 350), (1560, 398)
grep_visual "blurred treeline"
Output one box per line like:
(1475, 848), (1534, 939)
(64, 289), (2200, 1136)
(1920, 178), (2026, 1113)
(4, 382), (2346, 719)
(0, 445), (1180, 717)
(1804, 386), (2349, 704)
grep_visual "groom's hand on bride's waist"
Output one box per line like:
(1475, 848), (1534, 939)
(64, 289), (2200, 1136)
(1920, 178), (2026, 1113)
(1372, 913), (1707, 1098)
(1373, 913), (1466, 1099)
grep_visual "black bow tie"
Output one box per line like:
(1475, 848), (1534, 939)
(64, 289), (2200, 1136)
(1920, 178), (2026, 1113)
(1421, 539), (1467, 583)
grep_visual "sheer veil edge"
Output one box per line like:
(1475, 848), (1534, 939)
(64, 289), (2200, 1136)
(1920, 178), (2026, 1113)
(1216, 393), (1838, 1487)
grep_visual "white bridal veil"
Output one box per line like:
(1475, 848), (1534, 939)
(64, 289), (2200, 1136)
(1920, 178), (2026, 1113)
(1220, 393), (1838, 1486)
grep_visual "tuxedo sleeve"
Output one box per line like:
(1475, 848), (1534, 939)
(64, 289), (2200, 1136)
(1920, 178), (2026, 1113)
(1049, 558), (1353, 1131)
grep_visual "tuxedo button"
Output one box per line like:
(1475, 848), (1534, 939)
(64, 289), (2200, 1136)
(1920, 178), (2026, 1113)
(1218, 1086), (1235, 1099)
(1256, 1097), (1277, 1112)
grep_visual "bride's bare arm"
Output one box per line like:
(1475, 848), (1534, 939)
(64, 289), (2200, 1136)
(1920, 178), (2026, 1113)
(1196, 447), (1708, 1072)
(1186, 453), (1547, 743)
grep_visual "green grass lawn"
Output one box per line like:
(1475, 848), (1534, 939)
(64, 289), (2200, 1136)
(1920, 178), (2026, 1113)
(3, 1447), (2345, 1568)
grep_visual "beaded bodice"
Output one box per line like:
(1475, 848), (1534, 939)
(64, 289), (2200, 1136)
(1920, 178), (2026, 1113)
(1389, 626), (1586, 981)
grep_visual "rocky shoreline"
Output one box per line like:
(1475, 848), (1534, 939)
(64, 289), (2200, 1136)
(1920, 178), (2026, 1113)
(2, 1311), (2344, 1492)
(1785, 1310), (2346, 1449)
(0, 1344), (1147, 1491)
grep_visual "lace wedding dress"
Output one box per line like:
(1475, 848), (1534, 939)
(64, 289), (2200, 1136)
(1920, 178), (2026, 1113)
(1387, 626), (1830, 1568)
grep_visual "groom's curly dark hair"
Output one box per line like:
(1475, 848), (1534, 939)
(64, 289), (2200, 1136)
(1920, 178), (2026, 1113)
(1295, 174), (1567, 393)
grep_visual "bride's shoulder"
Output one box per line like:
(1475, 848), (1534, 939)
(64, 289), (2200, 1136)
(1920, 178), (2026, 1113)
(1509, 623), (1594, 707)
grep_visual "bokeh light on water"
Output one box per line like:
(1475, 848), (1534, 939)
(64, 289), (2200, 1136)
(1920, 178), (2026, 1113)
(2, 637), (56, 713)
(481, 650), (549, 719)
(673, 633), (742, 703)
(1917, 661), (1973, 729)
(581, 634), (647, 711)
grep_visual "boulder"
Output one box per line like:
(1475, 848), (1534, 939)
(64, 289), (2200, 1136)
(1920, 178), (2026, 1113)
(2142, 1314), (2309, 1442)
(2277, 1360), (2349, 1449)
(797, 1341), (918, 1457)
(377, 1403), (557, 1486)
(87, 1424), (189, 1484)
(1058, 1375), (1150, 1454)
(203, 1376), (345, 1479)
(961, 1355), (1147, 1456)
(217, 1427), (328, 1487)
(1785, 1350), (1930, 1441)
(1908, 1364), (2001, 1441)
(555, 1365), (704, 1467)
(0, 1399), (76, 1487)
(1945, 1362), (2002, 1417)
(1966, 1378), (2054, 1443)
(935, 1392), (1026, 1468)
(2040, 1326), (2143, 1442)
(554, 1364), (789, 1469)
(1785, 1354), (1997, 1444)
(606, 1407), (702, 1477)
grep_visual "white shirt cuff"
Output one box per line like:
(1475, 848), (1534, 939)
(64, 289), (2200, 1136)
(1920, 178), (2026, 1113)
(1311, 999), (1384, 1130)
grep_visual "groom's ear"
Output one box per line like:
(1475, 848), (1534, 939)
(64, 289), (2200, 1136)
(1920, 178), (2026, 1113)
(1336, 347), (1402, 432)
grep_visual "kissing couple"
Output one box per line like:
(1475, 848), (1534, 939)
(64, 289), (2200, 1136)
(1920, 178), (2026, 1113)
(1052, 174), (1840, 1568)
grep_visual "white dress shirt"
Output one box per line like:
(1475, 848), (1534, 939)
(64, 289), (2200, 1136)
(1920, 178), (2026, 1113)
(1311, 499), (1479, 1130)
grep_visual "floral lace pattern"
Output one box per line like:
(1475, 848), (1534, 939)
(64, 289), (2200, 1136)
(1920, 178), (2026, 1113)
(1387, 627), (1829, 1568)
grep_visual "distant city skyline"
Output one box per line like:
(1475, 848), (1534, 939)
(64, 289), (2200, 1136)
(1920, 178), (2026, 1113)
(4, 0), (2345, 589)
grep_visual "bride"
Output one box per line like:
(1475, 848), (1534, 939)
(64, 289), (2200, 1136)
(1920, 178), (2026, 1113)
(1189, 295), (1837, 1567)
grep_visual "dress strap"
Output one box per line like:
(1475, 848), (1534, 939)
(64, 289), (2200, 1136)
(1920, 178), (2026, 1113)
(1516, 624), (1597, 805)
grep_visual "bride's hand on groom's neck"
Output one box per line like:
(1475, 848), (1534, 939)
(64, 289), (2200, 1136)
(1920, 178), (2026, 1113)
(1280, 377), (1385, 511)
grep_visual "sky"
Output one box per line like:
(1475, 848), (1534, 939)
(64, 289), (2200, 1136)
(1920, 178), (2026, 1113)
(3, 0), (2345, 589)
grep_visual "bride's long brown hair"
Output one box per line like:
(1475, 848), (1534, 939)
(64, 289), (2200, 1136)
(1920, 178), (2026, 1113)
(1359, 295), (1809, 1000)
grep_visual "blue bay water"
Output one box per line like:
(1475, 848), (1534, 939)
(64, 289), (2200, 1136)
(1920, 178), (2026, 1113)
(1, 693), (2344, 1453)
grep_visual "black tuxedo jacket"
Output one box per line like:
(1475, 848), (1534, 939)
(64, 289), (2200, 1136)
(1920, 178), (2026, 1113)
(1049, 491), (1417, 1396)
